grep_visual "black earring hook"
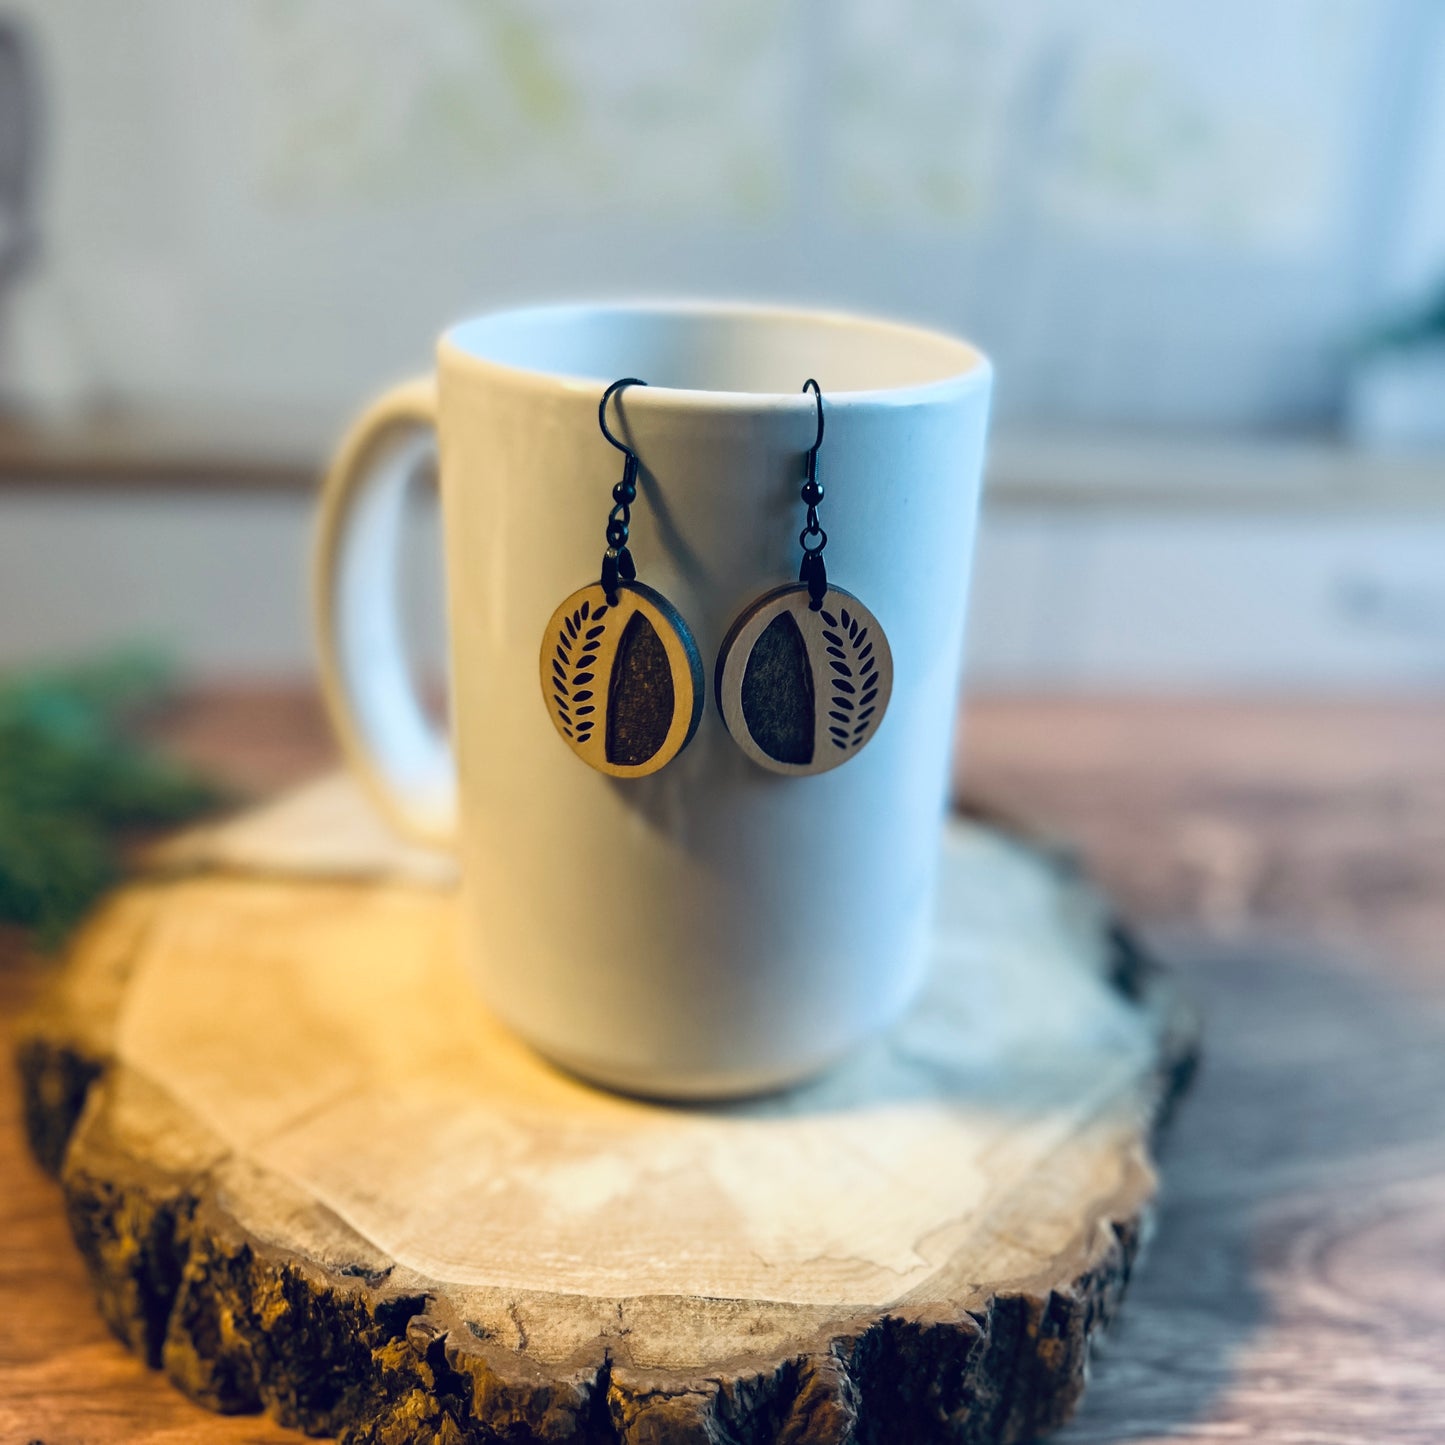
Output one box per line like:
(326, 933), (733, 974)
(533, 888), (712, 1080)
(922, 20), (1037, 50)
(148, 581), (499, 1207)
(598, 377), (646, 604)
(798, 379), (828, 610)
(803, 377), (825, 456)
(599, 376), (647, 455)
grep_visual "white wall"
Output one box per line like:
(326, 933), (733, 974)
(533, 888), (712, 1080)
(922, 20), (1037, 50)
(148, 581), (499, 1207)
(5, 0), (1441, 431)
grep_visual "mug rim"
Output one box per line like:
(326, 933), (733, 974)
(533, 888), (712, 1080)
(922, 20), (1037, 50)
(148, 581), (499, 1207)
(438, 298), (991, 410)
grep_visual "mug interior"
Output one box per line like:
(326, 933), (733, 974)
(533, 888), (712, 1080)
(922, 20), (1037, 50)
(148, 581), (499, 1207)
(444, 302), (986, 397)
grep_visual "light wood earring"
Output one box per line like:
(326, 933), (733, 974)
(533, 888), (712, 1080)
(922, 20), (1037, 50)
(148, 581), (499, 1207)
(715, 381), (893, 776)
(540, 378), (703, 778)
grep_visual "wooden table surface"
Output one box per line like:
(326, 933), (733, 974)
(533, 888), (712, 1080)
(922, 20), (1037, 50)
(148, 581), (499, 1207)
(5, 691), (1445, 1444)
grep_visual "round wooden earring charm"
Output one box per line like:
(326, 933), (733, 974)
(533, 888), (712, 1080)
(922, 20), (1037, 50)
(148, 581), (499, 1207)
(715, 583), (892, 776)
(541, 579), (703, 778)
(542, 377), (703, 779)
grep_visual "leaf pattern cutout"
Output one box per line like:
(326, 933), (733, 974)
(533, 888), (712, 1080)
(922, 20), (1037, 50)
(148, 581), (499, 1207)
(819, 605), (882, 751)
(551, 598), (608, 744)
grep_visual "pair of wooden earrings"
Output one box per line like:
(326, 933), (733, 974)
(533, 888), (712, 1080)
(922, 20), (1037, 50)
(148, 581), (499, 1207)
(541, 378), (893, 779)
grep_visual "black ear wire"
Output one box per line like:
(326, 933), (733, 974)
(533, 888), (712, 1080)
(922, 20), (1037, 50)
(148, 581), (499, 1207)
(598, 376), (647, 453)
(598, 377), (647, 604)
(798, 379), (827, 609)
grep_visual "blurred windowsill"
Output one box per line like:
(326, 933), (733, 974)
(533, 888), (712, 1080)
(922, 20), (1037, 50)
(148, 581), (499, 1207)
(987, 427), (1445, 512)
(0, 407), (1441, 511)
(0, 406), (330, 491)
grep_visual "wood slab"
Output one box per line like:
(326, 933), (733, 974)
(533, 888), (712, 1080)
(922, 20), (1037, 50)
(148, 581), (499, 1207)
(17, 776), (1197, 1444)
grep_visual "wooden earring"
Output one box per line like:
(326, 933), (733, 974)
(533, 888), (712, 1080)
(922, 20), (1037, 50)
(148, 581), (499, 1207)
(715, 380), (893, 776)
(540, 377), (703, 778)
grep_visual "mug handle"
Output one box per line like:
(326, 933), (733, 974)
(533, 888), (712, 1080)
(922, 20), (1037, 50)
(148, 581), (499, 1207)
(312, 377), (457, 849)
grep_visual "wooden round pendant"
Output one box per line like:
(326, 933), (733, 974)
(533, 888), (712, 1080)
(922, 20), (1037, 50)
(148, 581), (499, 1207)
(541, 581), (703, 778)
(715, 584), (893, 776)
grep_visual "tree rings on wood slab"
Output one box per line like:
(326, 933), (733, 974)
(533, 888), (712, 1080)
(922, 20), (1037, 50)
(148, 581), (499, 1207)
(541, 581), (703, 777)
(716, 583), (893, 775)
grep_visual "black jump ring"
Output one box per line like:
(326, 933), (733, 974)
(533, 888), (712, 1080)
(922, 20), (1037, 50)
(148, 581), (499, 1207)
(799, 524), (828, 553)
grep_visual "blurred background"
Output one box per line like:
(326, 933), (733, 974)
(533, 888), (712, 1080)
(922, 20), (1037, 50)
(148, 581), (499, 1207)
(5, 15), (1445, 1437)
(0, 0), (1442, 689)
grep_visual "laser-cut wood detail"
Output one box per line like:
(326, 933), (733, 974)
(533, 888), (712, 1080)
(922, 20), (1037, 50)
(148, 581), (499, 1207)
(540, 582), (703, 778)
(716, 584), (894, 776)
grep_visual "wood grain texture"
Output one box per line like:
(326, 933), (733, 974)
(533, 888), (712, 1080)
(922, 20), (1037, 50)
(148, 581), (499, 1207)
(15, 775), (1194, 1445)
(958, 697), (1445, 1445)
(4, 692), (1443, 1443)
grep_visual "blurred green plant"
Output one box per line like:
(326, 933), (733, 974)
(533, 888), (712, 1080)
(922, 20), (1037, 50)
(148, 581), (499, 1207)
(0, 652), (223, 947)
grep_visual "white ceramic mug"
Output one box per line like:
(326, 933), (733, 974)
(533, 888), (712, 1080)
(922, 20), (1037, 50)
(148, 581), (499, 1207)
(315, 301), (991, 1098)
